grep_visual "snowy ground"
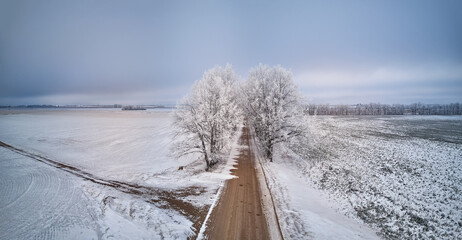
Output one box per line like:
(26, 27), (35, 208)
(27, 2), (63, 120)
(3, 110), (460, 239)
(0, 109), (238, 239)
(255, 134), (378, 240)
(264, 115), (462, 239)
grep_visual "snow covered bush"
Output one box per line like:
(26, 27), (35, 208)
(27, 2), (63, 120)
(173, 64), (242, 171)
(242, 64), (306, 161)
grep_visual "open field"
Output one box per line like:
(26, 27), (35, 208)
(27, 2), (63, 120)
(1, 110), (461, 239)
(265, 115), (462, 239)
(0, 109), (238, 239)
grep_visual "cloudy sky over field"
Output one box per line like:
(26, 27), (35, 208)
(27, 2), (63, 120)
(1, 0), (461, 105)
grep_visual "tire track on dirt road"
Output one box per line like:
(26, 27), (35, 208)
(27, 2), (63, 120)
(203, 126), (282, 239)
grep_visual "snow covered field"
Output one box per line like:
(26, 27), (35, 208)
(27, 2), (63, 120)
(264, 115), (462, 239)
(0, 109), (187, 182)
(2, 109), (460, 239)
(0, 109), (238, 239)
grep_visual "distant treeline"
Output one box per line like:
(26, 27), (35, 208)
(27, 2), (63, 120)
(0, 104), (122, 108)
(0, 104), (173, 109)
(304, 103), (462, 115)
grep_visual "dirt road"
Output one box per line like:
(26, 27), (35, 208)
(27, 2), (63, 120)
(203, 126), (270, 239)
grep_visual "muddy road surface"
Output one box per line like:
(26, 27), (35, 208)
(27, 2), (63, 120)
(204, 127), (270, 239)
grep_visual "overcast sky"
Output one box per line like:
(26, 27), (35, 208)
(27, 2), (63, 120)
(1, 0), (461, 105)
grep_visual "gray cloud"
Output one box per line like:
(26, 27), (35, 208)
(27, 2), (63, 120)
(296, 65), (462, 104)
(1, 0), (461, 105)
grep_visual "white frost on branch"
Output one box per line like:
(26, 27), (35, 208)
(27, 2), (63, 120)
(172, 64), (242, 171)
(242, 64), (306, 161)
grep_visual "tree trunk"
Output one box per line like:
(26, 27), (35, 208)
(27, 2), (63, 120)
(267, 142), (273, 162)
(210, 127), (214, 155)
(201, 139), (211, 171)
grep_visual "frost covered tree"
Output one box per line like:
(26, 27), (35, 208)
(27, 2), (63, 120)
(173, 65), (241, 171)
(243, 64), (305, 162)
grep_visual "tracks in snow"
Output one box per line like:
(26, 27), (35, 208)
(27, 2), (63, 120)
(0, 140), (208, 238)
(0, 147), (91, 239)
